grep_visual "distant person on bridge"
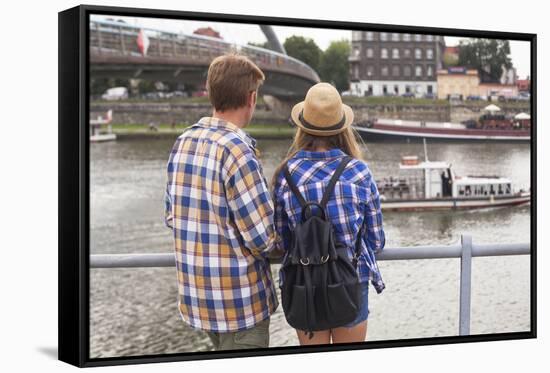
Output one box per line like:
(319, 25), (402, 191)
(271, 82), (386, 345)
(164, 54), (278, 351)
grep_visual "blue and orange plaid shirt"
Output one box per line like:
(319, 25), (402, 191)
(164, 116), (279, 332)
(273, 148), (386, 294)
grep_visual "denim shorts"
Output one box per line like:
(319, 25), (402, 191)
(342, 280), (369, 328)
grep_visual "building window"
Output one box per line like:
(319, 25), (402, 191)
(415, 34), (423, 42)
(367, 85), (373, 95)
(366, 31), (374, 41)
(352, 31), (362, 41)
(426, 35), (434, 42)
(427, 65), (433, 77)
(392, 65), (400, 77)
(353, 64), (359, 79)
(381, 48), (388, 59)
(394, 85), (399, 94)
(381, 66), (389, 76)
(353, 46), (360, 57)
(382, 85), (388, 94)
(392, 48), (399, 59)
(380, 32), (388, 41)
(405, 85), (411, 93)
(427, 85), (433, 94)
(415, 65), (423, 77)
(366, 48), (373, 58)
(392, 33), (400, 41)
(403, 48), (411, 58)
(403, 34), (411, 42)
(426, 48), (433, 59)
(366, 65), (374, 77)
(415, 48), (422, 59)
(404, 65), (412, 77)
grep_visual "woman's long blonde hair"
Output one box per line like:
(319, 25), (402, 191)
(270, 126), (367, 191)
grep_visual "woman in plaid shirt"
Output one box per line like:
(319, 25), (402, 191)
(272, 83), (386, 346)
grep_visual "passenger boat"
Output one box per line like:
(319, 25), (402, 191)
(90, 109), (117, 143)
(354, 115), (530, 142)
(379, 143), (530, 211)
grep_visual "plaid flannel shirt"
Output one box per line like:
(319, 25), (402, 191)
(273, 148), (386, 294)
(164, 116), (278, 332)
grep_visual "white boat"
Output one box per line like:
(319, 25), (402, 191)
(90, 109), (117, 142)
(379, 143), (530, 211)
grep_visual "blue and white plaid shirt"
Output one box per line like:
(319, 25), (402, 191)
(272, 148), (386, 294)
(164, 117), (278, 332)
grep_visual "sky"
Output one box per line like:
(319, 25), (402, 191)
(91, 15), (531, 79)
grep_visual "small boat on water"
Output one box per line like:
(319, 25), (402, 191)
(354, 110), (531, 142)
(379, 142), (530, 212)
(90, 109), (117, 143)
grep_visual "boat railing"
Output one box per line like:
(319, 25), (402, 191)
(379, 175), (425, 200)
(89, 234), (530, 336)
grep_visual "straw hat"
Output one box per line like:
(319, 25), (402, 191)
(291, 82), (354, 137)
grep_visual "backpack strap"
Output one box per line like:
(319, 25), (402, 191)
(283, 163), (308, 209)
(320, 156), (352, 209)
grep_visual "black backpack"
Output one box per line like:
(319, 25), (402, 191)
(280, 156), (363, 339)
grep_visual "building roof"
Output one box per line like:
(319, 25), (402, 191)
(437, 67), (478, 76)
(445, 46), (459, 54)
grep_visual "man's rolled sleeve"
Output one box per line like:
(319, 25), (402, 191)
(224, 150), (275, 260)
(164, 182), (174, 229)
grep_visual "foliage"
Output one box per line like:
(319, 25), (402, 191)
(283, 35), (323, 73)
(319, 39), (351, 92)
(458, 39), (513, 83)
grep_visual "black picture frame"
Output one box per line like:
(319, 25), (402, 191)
(58, 4), (537, 368)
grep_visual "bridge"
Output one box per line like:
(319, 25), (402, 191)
(89, 20), (320, 100)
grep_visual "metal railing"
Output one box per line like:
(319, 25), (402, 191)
(89, 19), (320, 83)
(90, 234), (530, 336)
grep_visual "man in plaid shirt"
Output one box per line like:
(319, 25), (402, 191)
(164, 54), (278, 350)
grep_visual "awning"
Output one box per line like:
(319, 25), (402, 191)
(514, 112), (530, 120)
(484, 104), (501, 112)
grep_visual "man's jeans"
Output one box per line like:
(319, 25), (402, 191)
(205, 317), (270, 350)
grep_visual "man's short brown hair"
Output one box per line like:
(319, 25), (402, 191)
(206, 53), (265, 112)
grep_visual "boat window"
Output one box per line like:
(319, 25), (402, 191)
(498, 184), (503, 195)
(459, 186), (465, 196)
(465, 185), (471, 196)
(490, 185), (496, 195)
(506, 183), (511, 194)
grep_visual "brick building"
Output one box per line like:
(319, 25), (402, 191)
(348, 31), (445, 97)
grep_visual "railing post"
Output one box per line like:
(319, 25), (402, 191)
(459, 234), (472, 335)
(96, 22), (103, 55)
(117, 25), (126, 55)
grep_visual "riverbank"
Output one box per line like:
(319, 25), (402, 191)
(92, 97), (530, 129)
(109, 123), (296, 140)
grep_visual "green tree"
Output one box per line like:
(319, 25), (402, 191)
(283, 35), (322, 73)
(458, 39), (512, 83)
(319, 39), (351, 92)
(443, 52), (459, 67)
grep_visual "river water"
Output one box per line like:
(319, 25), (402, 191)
(90, 135), (531, 358)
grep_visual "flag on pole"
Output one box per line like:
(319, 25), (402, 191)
(137, 29), (150, 56)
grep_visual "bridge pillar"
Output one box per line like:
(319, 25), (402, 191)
(262, 95), (297, 121)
